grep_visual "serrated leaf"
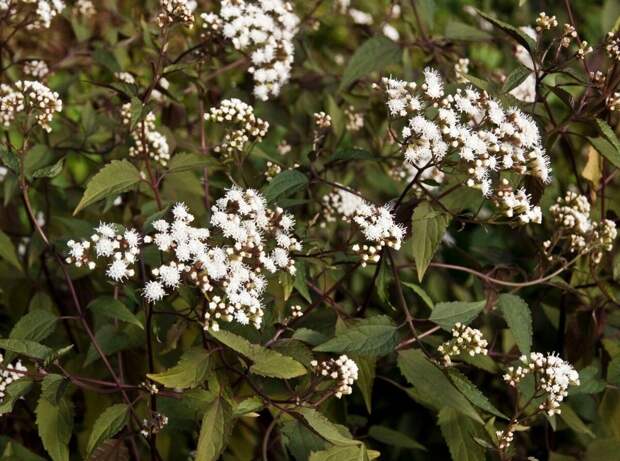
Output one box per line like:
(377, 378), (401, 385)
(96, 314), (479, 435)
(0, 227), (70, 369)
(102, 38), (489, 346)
(475, 9), (537, 51)
(0, 230), (22, 271)
(339, 36), (401, 91)
(368, 425), (426, 450)
(10, 309), (57, 343)
(147, 347), (211, 389)
(233, 397), (263, 416)
(314, 316), (399, 356)
(88, 439), (129, 461)
(559, 404), (594, 437)
(86, 404), (129, 456)
(0, 378), (33, 415)
(398, 349), (482, 423)
(354, 355), (375, 414)
(297, 408), (357, 446)
(41, 374), (69, 405)
(327, 148), (375, 163)
(166, 152), (214, 174)
(84, 324), (143, 366)
(594, 119), (620, 168)
(73, 160), (141, 215)
(588, 136), (620, 169)
(429, 301), (486, 330)
(262, 169), (308, 202)
(35, 396), (73, 461)
(294, 260), (312, 303)
(447, 369), (507, 419)
(196, 397), (233, 461)
(309, 445), (375, 461)
(402, 282), (434, 309)
(281, 419), (327, 461)
(497, 294), (532, 354)
(411, 202), (451, 281)
(87, 297), (143, 330)
(444, 21), (492, 41)
(438, 408), (485, 461)
(608, 358), (620, 385)
(210, 329), (306, 379)
(502, 66), (532, 93)
(32, 158), (64, 179)
(0, 338), (52, 360)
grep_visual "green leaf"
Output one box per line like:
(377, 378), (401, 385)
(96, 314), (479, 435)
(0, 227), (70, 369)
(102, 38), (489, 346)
(368, 425), (426, 450)
(10, 309), (57, 343)
(0, 379), (33, 415)
(398, 349), (482, 423)
(233, 397), (263, 416)
(147, 348), (211, 389)
(87, 297), (143, 330)
(0, 338), (52, 360)
(475, 9), (537, 51)
(502, 66), (532, 93)
(429, 301), (486, 330)
(35, 396), (73, 461)
(314, 316), (399, 356)
(339, 36), (401, 91)
(87, 439), (129, 461)
(73, 160), (141, 215)
(262, 169), (308, 202)
(447, 369), (508, 419)
(86, 404), (129, 456)
(438, 408), (485, 461)
(594, 119), (620, 168)
(294, 261), (312, 303)
(309, 445), (376, 461)
(608, 358), (620, 385)
(327, 148), (375, 163)
(444, 21), (492, 41)
(411, 202), (451, 281)
(41, 374), (69, 405)
(84, 324), (143, 366)
(297, 407), (357, 446)
(559, 404), (594, 437)
(402, 281), (434, 309)
(166, 152), (214, 174)
(196, 397), (233, 461)
(281, 419), (327, 461)
(354, 355), (376, 414)
(0, 230), (22, 271)
(496, 294), (532, 354)
(32, 158), (64, 179)
(210, 329), (307, 379)
(588, 136), (620, 169)
(586, 439), (620, 461)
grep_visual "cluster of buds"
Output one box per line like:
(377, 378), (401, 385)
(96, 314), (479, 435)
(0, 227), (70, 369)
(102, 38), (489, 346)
(289, 304), (303, 319)
(22, 60), (49, 79)
(141, 412), (169, 437)
(344, 106), (364, 132)
(389, 161), (445, 193)
(495, 180), (542, 224)
(560, 24), (577, 48)
(606, 32), (620, 62)
(0, 80), (62, 132)
(380, 68), (551, 225)
(311, 355), (359, 399)
(74, 0), (95, 18)
(503, 352), (580, 416)
(535, 12), (557, 32)
(314, 112), (332, 130)
(264, 161), (282, 181)
(576, 40), (592, 60)
(121, 103), (171, 167)
(496, 421), (518, 451)
(204, 99), (269, 156)
(66, 224), (141, 282)
(0, 353), (27, 403)
(140, 381), (160, 395)
(115, 72), (136, 85)
(607, 92), (620, 111)
(545, 192), (617, 264)
(454, 58), (470, 83)
(200, 0), (299, 100)
(157, 0), (195, 29)
(437, 323), (488, 365)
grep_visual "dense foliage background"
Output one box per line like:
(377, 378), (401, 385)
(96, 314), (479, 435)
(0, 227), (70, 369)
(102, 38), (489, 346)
(1, 0), (620, 460)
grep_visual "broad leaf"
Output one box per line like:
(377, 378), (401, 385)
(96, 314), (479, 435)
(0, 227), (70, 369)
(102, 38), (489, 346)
(429, 301), (486, 330)
(475, 9), (537, 51)
(309, 445), (379, 461)
(35, 396), (74, 461)
(196, 397), (233, 461)
(368, 425), (426, 450)
(86, 404), (129, 456)
(314, 316), (399, 356)
(447, 369), (507, 419)
(263, 170), (308, 202)
(0, 230), (21, 271)
(73, 160), (141, 215)
(147, 348), (211, 389)
(497, 294), (532, 354)
(438, 408), (485, 461)
(297, 408), (357, 446)
(87, 297), (143, 330)
(339, 36), (401, 91)
(411, 202), (451, 281)
(0, 338), (53, 360)
(10, 309), (57, 343)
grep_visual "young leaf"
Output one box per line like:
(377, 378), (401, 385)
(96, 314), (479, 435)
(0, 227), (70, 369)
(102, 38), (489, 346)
(87, 297), (143, 330)
(73, 160), (141, 215)
(438, 408), (485, 461)
(263, 170), (308, 202)
(0, 230), (22, 271)
(86, 404), (129, 456)
(210, 329), (307, 379)
(314, 316), (399, 356)
(147, 348), (211, 389)
(398, 349), (483, 423)
(368, 425), (426, 450)
(35, 396), (74, 461)
(496, 294), (532, 354)
(429, 301), (486, 330)
(196, 397), (233, 461)
(411, 202), (451, 281)
(339, 36), (401, 91)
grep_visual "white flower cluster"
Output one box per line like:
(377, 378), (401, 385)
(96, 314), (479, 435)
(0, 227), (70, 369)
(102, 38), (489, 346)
(389, 161), (445, 193)
(311, 355), (359, 399)
(0, 353), (27, 403)
(322, 188), (403, 265)
(437, 323), (488, 365)
(503, 352), (580, 416)
(496, 421), (517, 450)
(0, 80), (62, 132)
(606, 32), (620, 62)
(141, 412), (169, 437)
(74, 0), (95, 18)
(201, 0), (299, 100)
(121, 103), (171, 167)
(344, 106), (364, 132)
(545, 192), (617, 264)
(380, 69), (550, 224)
(535, 12), (557, 32)
(115, 72), (136, 85)
(23, 60), (49, 79)
(313, 111), (332, 130)
(157, 0), (196, 28)
(66, 224), (141, 281)
(0, 0), (65, 29)
(204, 98), (269, 156)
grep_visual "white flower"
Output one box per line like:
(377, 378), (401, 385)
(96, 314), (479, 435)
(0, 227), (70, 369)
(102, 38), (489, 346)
(0, 80), (62, 132)
(312, 355), (359, 398)
(144, 281), (166, 302)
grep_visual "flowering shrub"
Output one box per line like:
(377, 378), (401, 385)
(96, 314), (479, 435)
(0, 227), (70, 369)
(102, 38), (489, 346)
(1, 1), (620, 460)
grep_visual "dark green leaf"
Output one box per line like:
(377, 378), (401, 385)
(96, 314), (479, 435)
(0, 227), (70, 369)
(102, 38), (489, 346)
(0, 338), (53, 360)
(147, 347), (211, 389)
(263, 170), (308, 202)
(87, 297), (143, 330)
(35, 396), (73, 461)
(339, 36), (401, 91)
(497, 294), (532, 354)
(438, 408), (485, 461)
(368, 425), (426, 450)
(411, 202), (451, 281)
(314, 316), (399, 356)
(429, 301), (486, 330)
(196, 397), (233, 461)
(0, 230), (22, 271)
